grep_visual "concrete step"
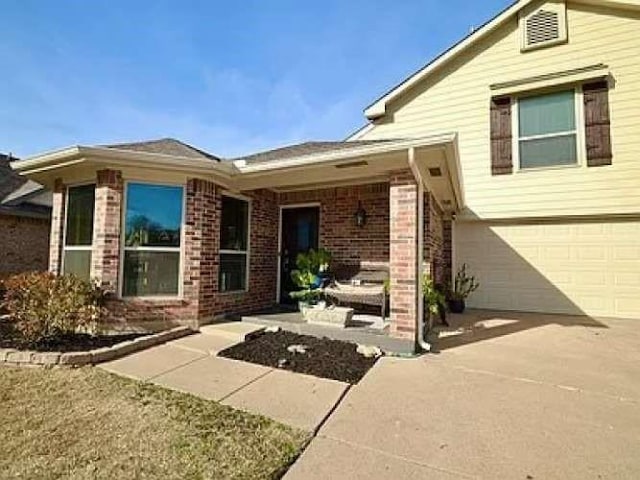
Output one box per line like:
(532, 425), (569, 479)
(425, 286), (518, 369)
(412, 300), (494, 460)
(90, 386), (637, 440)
(199, 321), (264, 342)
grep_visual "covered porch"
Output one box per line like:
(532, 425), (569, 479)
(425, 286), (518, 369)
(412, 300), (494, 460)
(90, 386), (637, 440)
(12, 134), (464, 349)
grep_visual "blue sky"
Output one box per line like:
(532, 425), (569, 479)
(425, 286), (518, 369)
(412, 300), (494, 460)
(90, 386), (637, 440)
(1, 0), (510, 159)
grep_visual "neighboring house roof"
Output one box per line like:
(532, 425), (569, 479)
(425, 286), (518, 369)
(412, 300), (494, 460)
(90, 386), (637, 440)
(232, 140), (398, 164)
(105, 137), (221, 162)
(0, 153), (51, 219)
(0, 154), (26, 200)
(362, 0), (640, 120)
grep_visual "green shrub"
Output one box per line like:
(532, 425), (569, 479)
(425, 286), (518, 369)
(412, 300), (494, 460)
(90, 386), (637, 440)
(0, 272), (106, 345)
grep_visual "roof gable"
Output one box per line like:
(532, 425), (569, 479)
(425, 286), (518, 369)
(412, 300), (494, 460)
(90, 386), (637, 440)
(105, 138), (221, 162)
(363, 0), (639, 121)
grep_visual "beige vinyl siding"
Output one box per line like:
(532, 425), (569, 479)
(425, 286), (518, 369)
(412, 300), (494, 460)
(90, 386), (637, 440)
(359, 1), (640, 220)
(455, 220), (640, 318)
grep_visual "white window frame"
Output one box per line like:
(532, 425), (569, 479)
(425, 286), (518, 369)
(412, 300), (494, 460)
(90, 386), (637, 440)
(62, 182), (96, 279)
(119, 180), (186, 300)
(219, 191), (251, 294)
(513, 86), (586, 172)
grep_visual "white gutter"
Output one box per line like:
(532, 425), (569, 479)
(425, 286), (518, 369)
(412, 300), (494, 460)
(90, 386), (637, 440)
(235, 134), (457, 174)
(408, 147), (431, 353)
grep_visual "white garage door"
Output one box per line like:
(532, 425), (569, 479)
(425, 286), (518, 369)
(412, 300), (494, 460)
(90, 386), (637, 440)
(455, 220), (640, 319)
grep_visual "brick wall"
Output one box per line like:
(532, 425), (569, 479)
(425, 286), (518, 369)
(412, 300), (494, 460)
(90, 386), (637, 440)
(442, 218), (452, 285)
(49, 178), (65, 274)
(183, 178), (218, 322)
(0, 214), (50, 276)
(216, 188), (279, 316)
(92, 169), (123, 293)
(102, 178), (279, 329)
(389, 171), (418, 339)
(424, 192), (445, 285)
(278, 182), (389, 267)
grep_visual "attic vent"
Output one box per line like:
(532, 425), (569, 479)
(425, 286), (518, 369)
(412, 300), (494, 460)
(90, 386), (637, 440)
(526, 10), (559, 45)
(520, 3), (567, 51)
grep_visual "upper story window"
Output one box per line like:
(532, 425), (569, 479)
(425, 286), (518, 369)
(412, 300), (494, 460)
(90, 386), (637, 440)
(63, 184), (95, 281)
(490, 79), (612, 176)
(122, 182), (183, 297)
(517, 89), (578, 169)
(219, 195), (249, 292)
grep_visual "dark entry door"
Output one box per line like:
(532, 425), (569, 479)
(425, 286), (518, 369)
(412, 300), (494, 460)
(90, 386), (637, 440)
(280, 207), (320, 303)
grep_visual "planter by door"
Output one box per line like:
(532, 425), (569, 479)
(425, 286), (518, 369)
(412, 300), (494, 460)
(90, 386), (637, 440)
(280, 206), (320, 304)
(448, 299), (466, 314)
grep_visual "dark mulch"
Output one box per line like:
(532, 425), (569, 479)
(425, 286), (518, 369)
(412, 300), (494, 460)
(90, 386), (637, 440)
(0, 319), (146, 352)
(219, 330), (380, 384)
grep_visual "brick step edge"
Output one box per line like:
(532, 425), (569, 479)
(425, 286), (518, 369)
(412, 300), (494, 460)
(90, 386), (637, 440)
(0, 326), (193, 367)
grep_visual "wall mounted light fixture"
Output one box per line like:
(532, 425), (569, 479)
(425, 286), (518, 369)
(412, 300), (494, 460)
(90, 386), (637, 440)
(354, 201), (367, 227)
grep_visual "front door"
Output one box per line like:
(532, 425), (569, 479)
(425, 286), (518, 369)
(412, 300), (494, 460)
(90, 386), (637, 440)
(279, 206), (320, 303)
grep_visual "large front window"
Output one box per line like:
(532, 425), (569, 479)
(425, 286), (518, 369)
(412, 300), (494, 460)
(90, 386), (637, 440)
(122, 183), (183, 297)
(63, 184), (95, 281)
(518, 89), (578, 169)
(219, 195), (249, 292)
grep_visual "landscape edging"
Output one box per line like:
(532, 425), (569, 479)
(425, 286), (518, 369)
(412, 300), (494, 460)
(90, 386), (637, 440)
(0, 326), (193, 367)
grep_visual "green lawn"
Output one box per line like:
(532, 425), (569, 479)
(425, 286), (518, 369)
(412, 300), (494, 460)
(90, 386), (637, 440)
(0, 366), (308, 479)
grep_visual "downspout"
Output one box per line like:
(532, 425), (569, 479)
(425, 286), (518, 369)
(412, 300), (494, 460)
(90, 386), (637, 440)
(407, 147), (431, 353)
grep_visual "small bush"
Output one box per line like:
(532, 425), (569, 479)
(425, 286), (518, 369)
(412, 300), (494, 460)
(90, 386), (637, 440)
(0, 272), (106, 346)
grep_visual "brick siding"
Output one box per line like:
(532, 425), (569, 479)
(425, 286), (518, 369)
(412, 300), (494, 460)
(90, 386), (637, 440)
(45, 170), (451, 339)
(424, 192), (445, 285)
(389, 171), (418, 339)
(278, 182), (389, 267)
(92, 169), (123, 293)
(0, 214), (50, 276)
(49, 178), (65, 274)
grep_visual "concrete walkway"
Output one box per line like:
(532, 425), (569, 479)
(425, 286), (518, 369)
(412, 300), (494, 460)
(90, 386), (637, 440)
(286, 312), (640, 479)
(100, 331), (348, 431)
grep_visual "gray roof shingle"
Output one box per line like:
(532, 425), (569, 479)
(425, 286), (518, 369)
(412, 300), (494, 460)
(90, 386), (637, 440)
(232, 140), (398, 164)
(105, 138), (221, 162)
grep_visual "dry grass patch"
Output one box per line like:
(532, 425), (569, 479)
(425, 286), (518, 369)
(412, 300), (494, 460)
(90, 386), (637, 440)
(0, 366), (308, 479)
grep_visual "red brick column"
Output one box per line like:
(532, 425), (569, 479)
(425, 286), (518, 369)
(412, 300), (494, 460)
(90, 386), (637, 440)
(49, 178), (66, 274)
(389, 170), (419, 339)
(92, 169), (123, 293)
(184, 178), (219, 323)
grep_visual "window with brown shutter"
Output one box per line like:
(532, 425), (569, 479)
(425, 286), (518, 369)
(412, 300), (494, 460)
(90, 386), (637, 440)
(490, 96), (513, 175)
(583, 80), (612, 167)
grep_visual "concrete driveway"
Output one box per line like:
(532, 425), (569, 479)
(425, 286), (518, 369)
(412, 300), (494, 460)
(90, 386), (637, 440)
(286, 311), (640, 480)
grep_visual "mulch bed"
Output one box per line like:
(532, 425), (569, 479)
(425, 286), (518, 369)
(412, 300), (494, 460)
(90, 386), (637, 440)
(0, 319), (146, 352)
(219, 330), (380, 384)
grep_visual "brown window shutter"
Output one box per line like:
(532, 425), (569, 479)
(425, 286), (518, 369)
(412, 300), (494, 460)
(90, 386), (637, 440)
(583, 80), (612, 167)
(490, 96), (513, 175)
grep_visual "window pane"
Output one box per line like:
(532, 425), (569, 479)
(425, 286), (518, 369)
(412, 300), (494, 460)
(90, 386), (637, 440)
(520, 134), (577, 169)
(65, 185), (95, 246)
(63, 250), (91, 281)
(220, 196), (248, 251)
(123, 251), (180, 297)
(125, 183), (183, 248)
(519, 90), (575, 137)
(219, 253), (247, 292)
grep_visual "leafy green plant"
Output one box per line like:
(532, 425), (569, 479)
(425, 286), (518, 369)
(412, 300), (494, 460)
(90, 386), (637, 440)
(1, 272), (106, 346)
(422, 275), (446, 317)
(289, 249), (332, 303)
(449, 264), (480, 301)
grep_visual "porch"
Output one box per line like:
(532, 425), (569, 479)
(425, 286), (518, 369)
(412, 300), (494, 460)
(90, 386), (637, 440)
(237, 307), (415, 354)
(14, 135), (464, 348)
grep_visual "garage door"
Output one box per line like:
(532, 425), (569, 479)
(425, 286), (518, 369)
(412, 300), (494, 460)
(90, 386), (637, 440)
(455, 220), (640, 318)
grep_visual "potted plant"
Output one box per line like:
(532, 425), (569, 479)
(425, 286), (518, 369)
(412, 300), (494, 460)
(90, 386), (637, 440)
(289, 248), (332, 315)
(447, 264), (479, 314)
